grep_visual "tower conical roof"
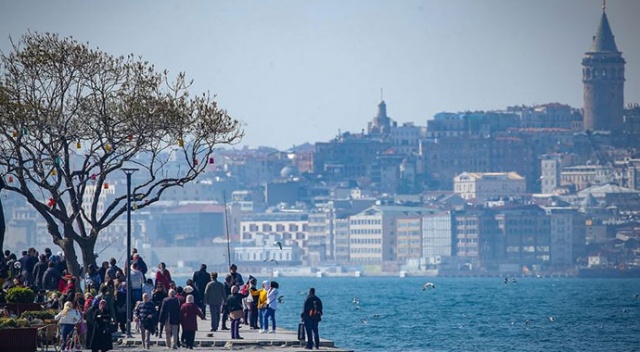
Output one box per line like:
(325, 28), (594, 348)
(589, 9), (618, 53)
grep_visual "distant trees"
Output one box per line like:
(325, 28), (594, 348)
(0, 32), (243, 277)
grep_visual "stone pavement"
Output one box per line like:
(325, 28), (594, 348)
(112, 317), (352, 352)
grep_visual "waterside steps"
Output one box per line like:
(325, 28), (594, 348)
(115, 316), (352, 351)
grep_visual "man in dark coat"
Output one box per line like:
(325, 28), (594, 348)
(159, 289), (181, 349)
(42, 261), (61, 291)
(32, 254), (49, 290)
(192, 264), (210, 318)
(301, 287), (323, 350)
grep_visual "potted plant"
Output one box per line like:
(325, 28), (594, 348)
(5, 287), (42, 317)
(0, 317), (37, 352)
(21, 310), (57, 325)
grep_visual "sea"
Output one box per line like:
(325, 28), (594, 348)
(267, 277), (640, 352)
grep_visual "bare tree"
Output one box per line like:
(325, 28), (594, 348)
(0, 32), (243, 277)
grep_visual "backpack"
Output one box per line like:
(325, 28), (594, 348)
(309, 299), (322, 320)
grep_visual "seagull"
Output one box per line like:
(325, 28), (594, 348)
(423, 282), (436, 291)
(352, 297), (360, 305)
(360, 319), (368, 324)
(263, 258), (279, 265)
(372, 314), (380, 318)
(277, 295), (284, 304)
(548, 316), (556, 322)
(504, 277), (509, 284)
(274, 241), (283, 250)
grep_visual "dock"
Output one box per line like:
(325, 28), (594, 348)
(114, 317), (352, 351)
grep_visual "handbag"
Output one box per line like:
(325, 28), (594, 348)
(297, 322), (306, 341)
(229, 310), (244, 320)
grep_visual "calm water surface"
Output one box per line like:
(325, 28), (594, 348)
(270, 277), (640, 352)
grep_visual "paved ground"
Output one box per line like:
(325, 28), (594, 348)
(111, 317), (351, 352)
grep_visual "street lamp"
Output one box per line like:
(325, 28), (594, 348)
(122, 167), (138, 338)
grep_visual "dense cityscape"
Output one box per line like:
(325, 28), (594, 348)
(3, 6), (640, 279)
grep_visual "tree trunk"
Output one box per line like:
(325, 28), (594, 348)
(78, 236), (98, 276)
(54, 237), (81, 278)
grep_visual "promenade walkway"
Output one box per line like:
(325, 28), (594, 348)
(113, 317), (352, 352)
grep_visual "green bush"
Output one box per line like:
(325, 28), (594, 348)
(20, 310), (56, 321)
(0, 317), (30, 329)
(5, 287), (36, 304)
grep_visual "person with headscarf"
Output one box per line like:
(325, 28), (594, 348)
(180, 294), (204, 349)
(55, 300), (82, 349)
(85, 299), (113, 352)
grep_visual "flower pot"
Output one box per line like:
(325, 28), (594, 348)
(0, 327), (38, 352)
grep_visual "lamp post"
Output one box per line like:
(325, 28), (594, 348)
(122, 167), (138, 338)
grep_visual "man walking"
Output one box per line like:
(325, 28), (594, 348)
(192, 264), (211, 318)
(159, 289), (181, 349)
(203, 272), (225, 332)
(301, 287), (323, 350)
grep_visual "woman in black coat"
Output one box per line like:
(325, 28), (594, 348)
(86, 299), (113, 352)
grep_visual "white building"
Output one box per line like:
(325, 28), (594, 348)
(453, 172), (526, 202)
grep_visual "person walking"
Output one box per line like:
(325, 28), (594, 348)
(134, 293), (157, 350)
(159, 289), (181, 349)
(203, 272), (225, 332)
(55, 301), (82, 350)
(301, 287), (323, 350)
(226, 285), (248, 340)
(179, 294), (205, 349)
(192, 264), (210, 318)
(85, 299), (113, 352)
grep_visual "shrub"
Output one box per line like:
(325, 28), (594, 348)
(0, 317), (30, 329)
(5, 287), (36, 304)
(20, 310), (56, 321)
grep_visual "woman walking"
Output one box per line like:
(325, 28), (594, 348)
(55, 301), (81, 351)
(179, 294), (204, 349)
(85, 299), (113, 352)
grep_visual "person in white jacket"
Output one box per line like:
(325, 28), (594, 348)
(264, 281), (279, 333)
(55, 301), (81, 350)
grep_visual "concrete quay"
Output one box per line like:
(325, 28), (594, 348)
(113, 317), (352, 352)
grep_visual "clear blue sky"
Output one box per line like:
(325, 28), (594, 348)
(1, 0), (639, 149)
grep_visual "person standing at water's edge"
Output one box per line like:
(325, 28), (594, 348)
(204, 272), (225, 332)
(301, 287), (323, 350)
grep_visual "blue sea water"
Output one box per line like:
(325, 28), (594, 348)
(270, 277), (640, 352)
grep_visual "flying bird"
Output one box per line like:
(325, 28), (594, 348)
(274, 241), (283, 250)
(277, 295), (285, 304)
(423, 282), (436, 291)
(352, 297), (360, 305)
(548, 316), (556, 322)
(360, 319), (368, 324)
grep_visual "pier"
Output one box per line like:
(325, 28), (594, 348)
(112, 317), (352, 351)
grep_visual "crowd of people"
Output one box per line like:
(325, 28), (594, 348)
(0, 247), (324, 350)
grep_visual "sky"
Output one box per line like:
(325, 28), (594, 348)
(1, 0), (639, 150)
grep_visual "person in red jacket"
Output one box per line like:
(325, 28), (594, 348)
(155, 262), (172, 291)
(179, 294), (204, 349)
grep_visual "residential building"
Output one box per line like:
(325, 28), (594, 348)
(453, 172), (526, 202)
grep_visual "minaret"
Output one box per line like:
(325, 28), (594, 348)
(582, 1), (625, 132)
